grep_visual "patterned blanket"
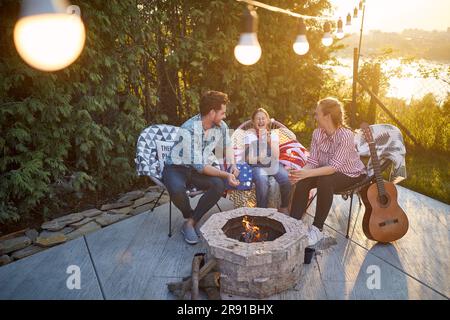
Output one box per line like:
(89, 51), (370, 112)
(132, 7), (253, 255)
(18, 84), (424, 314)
(279, 140), (309, 169)
(354, 124), (407, 183)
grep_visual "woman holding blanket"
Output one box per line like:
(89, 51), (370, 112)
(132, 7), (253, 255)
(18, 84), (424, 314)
(245, 108), (292, 214)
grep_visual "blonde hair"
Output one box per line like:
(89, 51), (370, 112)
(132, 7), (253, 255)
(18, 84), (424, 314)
(251, 107), (270, 122)
(318, 97), (349, 128)
(251, 108), (271, 131)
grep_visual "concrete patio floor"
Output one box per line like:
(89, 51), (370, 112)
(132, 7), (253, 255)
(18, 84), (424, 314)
(0, 186), (448, 300)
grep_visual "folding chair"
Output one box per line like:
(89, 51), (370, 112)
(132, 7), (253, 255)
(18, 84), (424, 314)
(135, 124), (222, 237)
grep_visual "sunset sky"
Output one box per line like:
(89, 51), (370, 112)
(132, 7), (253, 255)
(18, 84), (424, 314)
(329, 0), (450, 32)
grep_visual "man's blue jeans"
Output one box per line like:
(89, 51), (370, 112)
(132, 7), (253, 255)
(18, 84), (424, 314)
(162, 165), (225, 223)
(252, 165), (292, 208)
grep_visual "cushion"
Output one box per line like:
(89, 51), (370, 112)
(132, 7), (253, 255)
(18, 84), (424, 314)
(155, 140), (174, 174)
(227, 176), (280, 208)
(228, 188), (257, 208)
(135, 124), (179, 179)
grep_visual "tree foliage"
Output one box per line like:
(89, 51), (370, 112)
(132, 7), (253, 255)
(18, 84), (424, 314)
(1, 0), (335, 222)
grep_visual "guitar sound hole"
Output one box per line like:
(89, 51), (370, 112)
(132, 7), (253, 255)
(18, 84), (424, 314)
(379, 219), (399, 227)
(378, 195), (389, 206)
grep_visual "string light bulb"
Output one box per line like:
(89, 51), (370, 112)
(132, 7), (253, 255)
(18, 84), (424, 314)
(346, 13), (352, 26)
(293, 18), (309, 55)
(234, 6), (262, 65)
(353, 7), (359, 18)
(336, 17), (344, 39)
(14, 0), (85, 71)
(321, 22), (333, 47)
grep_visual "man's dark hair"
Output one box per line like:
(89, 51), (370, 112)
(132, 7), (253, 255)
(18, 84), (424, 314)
(199, 91), (229, 116)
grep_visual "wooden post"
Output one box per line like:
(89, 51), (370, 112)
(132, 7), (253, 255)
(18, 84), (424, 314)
(367, 63), (380, 124)
(357, 79), (421, 147)
(343, 99), (352, 126)
(351, 48), (359, 129)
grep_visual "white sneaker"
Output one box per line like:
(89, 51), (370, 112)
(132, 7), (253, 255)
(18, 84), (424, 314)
(308, 225), (324, 247)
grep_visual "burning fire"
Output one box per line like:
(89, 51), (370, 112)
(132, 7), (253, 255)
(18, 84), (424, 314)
(241, 216), (268, 243)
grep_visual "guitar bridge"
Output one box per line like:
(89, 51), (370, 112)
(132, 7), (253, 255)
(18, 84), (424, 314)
(379, 219), (399, 227)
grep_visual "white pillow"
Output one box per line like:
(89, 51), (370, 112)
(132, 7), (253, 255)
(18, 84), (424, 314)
(155, 140), (174, 173)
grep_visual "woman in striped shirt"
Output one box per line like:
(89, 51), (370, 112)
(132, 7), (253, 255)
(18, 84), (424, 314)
(289, 97), (367, 246)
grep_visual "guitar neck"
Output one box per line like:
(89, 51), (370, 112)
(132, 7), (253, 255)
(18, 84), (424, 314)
(367, 141), (386, 196)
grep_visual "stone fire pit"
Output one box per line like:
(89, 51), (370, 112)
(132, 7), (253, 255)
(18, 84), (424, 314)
(200, 207), (308, 298)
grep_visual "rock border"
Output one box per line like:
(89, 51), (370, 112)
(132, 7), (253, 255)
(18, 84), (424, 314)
(0, 186), (168, 266)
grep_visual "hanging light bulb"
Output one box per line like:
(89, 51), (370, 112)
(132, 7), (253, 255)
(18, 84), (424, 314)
(14, 0), (85, 72)
(293, 18), (309, 55)
(336, 17), (345, 39)
(346, 13), (352, 27)
(345, 13), (353, 34)
(321, 22), (333, 47)
(353, 7), (359, 19)
(234, 6), (261, 65)
(359, 1), (364, 11)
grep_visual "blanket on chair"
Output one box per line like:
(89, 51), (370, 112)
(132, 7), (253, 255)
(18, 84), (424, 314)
(354, 124), (407, 183)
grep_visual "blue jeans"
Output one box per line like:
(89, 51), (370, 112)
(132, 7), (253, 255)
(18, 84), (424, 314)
(162, 165), (225, 222)
(252, 165), (292, 208)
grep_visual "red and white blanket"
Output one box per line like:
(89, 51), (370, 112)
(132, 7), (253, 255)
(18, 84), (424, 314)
(279, 140), (309, 169)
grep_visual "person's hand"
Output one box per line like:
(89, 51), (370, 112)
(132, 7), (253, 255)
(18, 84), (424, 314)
(288, 173), (298, 185)
(227, 173), (240, 187)
(286, 166), (296, 184)
(288, 168), (309, 184)
(230, 165), (240, 178)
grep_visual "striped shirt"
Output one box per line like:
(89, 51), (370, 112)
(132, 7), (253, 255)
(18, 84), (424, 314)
(306, 127), (366, 177)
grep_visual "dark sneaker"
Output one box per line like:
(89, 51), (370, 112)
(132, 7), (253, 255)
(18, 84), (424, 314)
(181, 222), (199, 245)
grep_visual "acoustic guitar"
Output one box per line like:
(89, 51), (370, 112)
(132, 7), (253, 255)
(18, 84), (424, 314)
(360, 123), (409, 243)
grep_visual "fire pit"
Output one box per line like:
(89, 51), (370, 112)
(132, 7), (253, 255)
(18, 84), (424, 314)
(200, 207), (308, 298)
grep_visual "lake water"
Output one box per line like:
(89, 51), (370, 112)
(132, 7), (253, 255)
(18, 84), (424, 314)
(325, 57), (450, 105)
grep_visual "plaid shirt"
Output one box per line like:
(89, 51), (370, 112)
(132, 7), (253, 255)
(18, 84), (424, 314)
(307, 127), (366, 177)
(165, 114), (230, 172)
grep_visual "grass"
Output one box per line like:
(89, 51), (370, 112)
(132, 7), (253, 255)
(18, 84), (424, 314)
(398, 148), (449, 204)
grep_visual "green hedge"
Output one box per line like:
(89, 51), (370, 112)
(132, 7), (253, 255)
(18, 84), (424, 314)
(1, 0), (334, 223)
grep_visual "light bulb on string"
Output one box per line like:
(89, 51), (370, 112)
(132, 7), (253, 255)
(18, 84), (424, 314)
(346, 13), (352, 27)
(321, 21), (333, 47)
(336, 17), (344, 39)
(14, 0), (85, 72)
(293, 18), (309, 55)
(353, 7), (359, 19)
(234, 6), (261, 65)
(345, 13), (353, 34)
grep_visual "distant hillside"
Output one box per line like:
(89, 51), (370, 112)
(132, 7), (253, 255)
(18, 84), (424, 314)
(337, 29), (450, 62)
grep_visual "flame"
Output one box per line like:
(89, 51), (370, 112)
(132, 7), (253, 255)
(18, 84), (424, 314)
(241, 216), (267, 243)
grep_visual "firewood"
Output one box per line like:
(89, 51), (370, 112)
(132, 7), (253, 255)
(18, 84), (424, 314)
(167, 257), (217, 299)
(191, 254), (203, 300)
(204, 287), (221, 300)
(199, 271), (220, 289)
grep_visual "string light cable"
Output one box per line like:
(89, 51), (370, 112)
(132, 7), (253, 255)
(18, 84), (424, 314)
(234, 0), (365, 64)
